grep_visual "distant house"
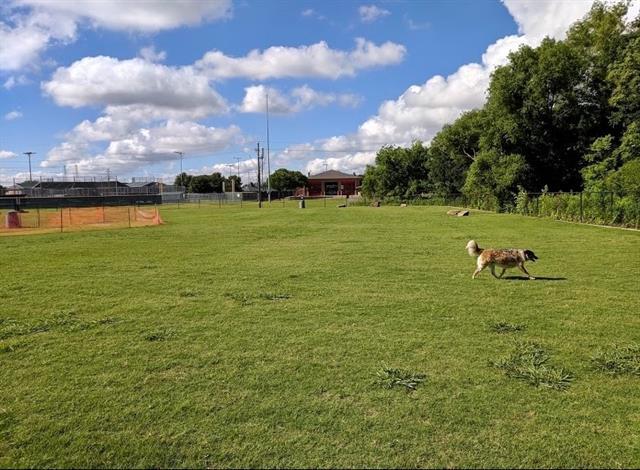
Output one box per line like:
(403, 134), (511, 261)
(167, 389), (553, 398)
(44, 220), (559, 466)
(4, 184), (26, 196)
(300, 170), (363, 196)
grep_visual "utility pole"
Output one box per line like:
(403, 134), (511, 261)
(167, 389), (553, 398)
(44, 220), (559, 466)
(256, 142), (262, 208)
(23, 151), (35, 181)
(227, 164), (236, 193)
(174, 151), (184, 188)
(74, 164), (79, 180)
(266, 92), (272, 203)
(235, 157), (241, 179)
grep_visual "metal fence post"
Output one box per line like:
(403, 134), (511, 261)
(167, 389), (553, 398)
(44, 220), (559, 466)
(60, 208), (63, 233)
(580, 192), (583, 223)
(127, 207), (131, 228)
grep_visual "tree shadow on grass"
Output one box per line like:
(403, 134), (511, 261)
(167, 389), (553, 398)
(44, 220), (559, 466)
(503, 276), (567, 281)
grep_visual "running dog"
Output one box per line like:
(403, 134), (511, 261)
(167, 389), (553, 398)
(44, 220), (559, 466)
(466, 240), (538, 280)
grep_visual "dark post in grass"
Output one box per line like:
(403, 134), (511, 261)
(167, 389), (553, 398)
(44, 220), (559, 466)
(580, 192), (583, 223)
(60, 208), (63, 233)
(127, 207), (131, 228)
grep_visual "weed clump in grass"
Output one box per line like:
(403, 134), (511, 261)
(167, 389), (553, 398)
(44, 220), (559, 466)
(179, 289), (199, 298)
(491, 341), (573, 391)
(489, 321), (526, 333)
(591, 344), (640, 376)
(225, 292), (254, 306)
(375, 366), (426, 392)
(143, 329), (175, 342)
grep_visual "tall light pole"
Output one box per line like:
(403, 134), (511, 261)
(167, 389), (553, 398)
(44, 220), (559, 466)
(227, 164), (236, 192)
(256, 142), (263, 208)
(174, 151), (184, 188)
(23, 151), (35, 181)
(266, 92), (272, 203)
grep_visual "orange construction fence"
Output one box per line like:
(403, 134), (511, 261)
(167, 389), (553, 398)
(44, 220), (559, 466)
(1, 206), (163, 235)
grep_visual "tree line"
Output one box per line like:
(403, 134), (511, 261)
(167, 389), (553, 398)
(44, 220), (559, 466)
(361, 2), (640, 209)
(174, 168), (308, 194)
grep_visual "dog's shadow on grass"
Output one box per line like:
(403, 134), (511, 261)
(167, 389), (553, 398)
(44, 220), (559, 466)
(503, 276), (567, 281)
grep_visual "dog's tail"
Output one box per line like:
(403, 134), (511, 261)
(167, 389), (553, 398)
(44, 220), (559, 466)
(466, 240), (483, 257)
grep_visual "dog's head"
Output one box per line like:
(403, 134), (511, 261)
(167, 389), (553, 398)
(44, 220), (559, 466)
(524, 250), (538, 262)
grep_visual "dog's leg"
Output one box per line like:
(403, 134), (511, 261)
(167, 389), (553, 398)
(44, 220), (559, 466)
(498, 268), (506, 278)
(490, 265), (500, 279)
(473, 259), (486, 279)
(517, 263), (535, 280)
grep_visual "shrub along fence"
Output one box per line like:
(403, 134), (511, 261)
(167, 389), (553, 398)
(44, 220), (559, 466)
(367, 191), (640, 229)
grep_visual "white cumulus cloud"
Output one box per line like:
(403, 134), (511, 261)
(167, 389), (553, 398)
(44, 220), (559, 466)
(4, 110), (23, 120)
(0, 8), (76, 71)
(359, 5), (391, 23)
(0, 0), (230, 72)
(195, 38), (406, 80)
(42, 56), (228, 119)
(44, 120), (241, 175)
(15, 0), (232, 32)
(0, 150), (17, 159)
(239, 84), (361, 114)
(139, 45), (167, 63)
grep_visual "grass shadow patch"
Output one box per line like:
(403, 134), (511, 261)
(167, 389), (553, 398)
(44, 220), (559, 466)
(259, 292), (292, 301)
(179, 289), (200, 298)
(491, 341), (573, 391)
(489, 321), (526, 334)
(375, 366), (426, 392)
(592, 344), (640, 376)
(0, 311), (118, 340)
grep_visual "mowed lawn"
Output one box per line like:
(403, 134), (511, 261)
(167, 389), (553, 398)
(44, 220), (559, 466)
(1, 204), (639, 468)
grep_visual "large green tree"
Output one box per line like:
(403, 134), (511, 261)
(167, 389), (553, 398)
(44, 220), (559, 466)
(361, 142), (429, 198)
(269, 169), (308, 192)
(427, 109), (484, 194)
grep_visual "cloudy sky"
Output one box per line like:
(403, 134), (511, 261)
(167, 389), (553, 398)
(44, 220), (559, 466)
(0, 0), (628, 184)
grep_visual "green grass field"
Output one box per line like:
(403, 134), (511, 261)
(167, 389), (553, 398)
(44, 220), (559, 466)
(1, 204), (639, 468)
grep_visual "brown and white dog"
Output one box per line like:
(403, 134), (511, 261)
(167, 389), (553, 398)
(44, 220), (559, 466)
(466, 240), (538, 280)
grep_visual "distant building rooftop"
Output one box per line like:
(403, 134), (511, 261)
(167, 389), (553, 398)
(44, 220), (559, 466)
(308, 170), (362, 180)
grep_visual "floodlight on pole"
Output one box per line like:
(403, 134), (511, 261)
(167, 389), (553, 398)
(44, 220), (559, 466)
(23, 151), (36, 181)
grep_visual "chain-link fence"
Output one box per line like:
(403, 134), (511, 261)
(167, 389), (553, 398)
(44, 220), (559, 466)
(148, 189), (640, 229)
(364, 191), (640, 229)
(166, 192), (354, 209)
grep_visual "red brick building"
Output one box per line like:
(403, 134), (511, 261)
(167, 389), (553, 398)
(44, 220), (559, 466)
(299, 170), (363, 196)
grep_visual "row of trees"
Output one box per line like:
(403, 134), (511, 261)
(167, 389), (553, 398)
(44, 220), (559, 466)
(362, 2), (640, 208)
(174, 172), (243, 193)
(174, 168), (308, 193)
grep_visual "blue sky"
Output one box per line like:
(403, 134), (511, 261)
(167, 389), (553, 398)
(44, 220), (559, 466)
(0, 0), (608, 184)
